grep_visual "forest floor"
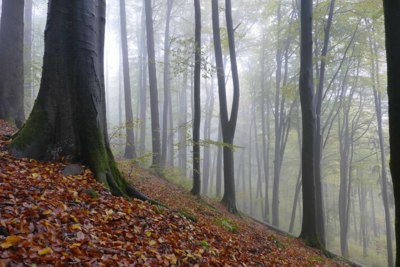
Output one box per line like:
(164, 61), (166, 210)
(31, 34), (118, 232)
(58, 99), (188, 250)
(0, 120), (351, 266)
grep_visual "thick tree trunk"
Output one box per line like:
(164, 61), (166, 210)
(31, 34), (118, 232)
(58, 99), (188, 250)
(120, 0), (136, 159)
(9, 0), (147, 201)
(191, 0), (201, 196)
(161, 0), (174, 167)
(383, 1), (400, 262)
(299, 0), (321, 249)
(0, 0), (25, 128)
(144, 0), (161, 167)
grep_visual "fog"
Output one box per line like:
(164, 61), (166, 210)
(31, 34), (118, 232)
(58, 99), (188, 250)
(16, 0), (393, 266)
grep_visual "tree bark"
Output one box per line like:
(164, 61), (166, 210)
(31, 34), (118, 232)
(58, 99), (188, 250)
(161, 0), (174, 167)
(298, 0), (321, 249)
(139, 1), (147, 157)
(191, 0), (201, 196)
(24, 0), (33, 112)
(0, 0), (25, 128)
(9, 0), (147, 201)
(212, 0), (240, 213)
(144, 0), (161, 167)
(120, 0), (136, 159)
(383, 0), (400, 260)
(313, 0), (336, 248)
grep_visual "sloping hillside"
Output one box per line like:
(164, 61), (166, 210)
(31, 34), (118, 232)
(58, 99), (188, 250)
(0, 120), (349, 266)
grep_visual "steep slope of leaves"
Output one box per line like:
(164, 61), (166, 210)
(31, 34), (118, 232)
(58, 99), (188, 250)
(0, 120), (348, 266)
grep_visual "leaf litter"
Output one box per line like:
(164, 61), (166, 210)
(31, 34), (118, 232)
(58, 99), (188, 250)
(0, 120), (349, 266)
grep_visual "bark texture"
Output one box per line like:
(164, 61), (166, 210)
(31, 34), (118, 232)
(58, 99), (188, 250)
(144, 0), (161, 167)
(0, 0), (25, 128)
(191, 0), (201, 196)
(298, 0), (322, 249)
(10, 0), (147, 201)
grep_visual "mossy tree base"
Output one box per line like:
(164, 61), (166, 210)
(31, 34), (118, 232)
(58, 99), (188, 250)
(9, 1), (148, 202)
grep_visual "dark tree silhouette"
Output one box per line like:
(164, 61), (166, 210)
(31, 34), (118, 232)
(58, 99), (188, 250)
(191, 0), (201, 196)
(144, 0), (161, 167)
(119, 0), (136, 159)
(161, 0), (174, 167)
(382, 1), (399, 265)
(9, 0), (147, 201)
(212, 0), (240, 213)
(0, 0), (25, 128)
(298, 0), (322, 248)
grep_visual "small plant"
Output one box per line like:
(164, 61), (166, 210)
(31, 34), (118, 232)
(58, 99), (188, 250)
(83, 188), (99, 199)
(177, 208), (198, 222)
(198, 240), (210, 248)
(215, 218), (239, 233)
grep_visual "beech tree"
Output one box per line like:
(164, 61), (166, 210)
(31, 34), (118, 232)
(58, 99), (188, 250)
(9, 0), (146, 200)
(298, 0), (322, 248)
(191, 0), (201, 196)
(119, 0), (136, 159)
(145, 0), (161, 167)
(383, 0), (400, 265)
(0, 0), (25, 128)
(212, 0), (240, 213)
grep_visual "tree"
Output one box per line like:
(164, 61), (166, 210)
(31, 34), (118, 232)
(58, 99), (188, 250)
(0, 0), (25, 128)
(298, 0), (322, 248)
(191, 0), (202, 196)
(9, 0), (147, 201)
(24, 0), (34, 111)
(119, 0), (136, 159)
(313, 0), (336, 247)
(212, 0), (240, 213)
(144, 0), (161, 167)
(161, 0), (174, 167)
(381, 2), (399, 264)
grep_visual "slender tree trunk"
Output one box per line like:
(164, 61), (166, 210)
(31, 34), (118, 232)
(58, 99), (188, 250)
(272, 2), (283, 227)
(216, 122), (223, 197)
(260, 39), (270, 222)
(161, 0), (174, 166)
(313, 0), (335, 248)
(191, 0), (201, 195)
(299, 0), (321, 249)
(370, 33), (394, 266)
(24, 0), (33, 112)
(212, 0), (240, 213)
(0, 0), (25, 128)
(119, 0), (136, 159)
(144, 0), (161, 167)
(139, 2), (147, 157)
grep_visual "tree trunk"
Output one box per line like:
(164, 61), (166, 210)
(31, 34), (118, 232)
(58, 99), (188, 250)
(9, 0), (147, 201)
(216, 122), (223, 197)
(0, 0), (25, 128)
(212, 0), (240, 213)
(24, 0), (33, 112)
(144, 0), (161, 167)
(370, 32), (394, 266)
(161, 0), (174, 167)
(139, 1), (147, 157)
(120, 0), (136, 159)
(191, 0), (201, 196)
(298, 0), (321, 249)
(313, 0), (335, 248)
